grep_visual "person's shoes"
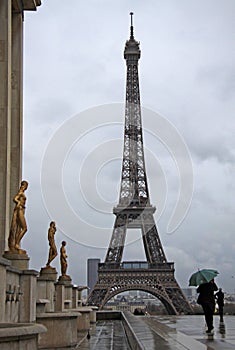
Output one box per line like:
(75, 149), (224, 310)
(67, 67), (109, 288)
(206, 327), (214, 334)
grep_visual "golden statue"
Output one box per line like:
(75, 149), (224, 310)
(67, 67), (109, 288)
(60, 241), (68, 276)
(46, 221), (57, 267)
(8, 180), (28, 253)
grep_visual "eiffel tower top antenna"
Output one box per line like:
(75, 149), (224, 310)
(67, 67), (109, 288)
(130, 12), (134, 39)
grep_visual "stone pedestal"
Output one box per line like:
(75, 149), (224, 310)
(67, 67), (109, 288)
(58, 274), (72, 283)
(19, 270), (38, 323)
(0, 257), (11, 323)
(55, 284), (64, 312)
(3, 251), (29, 270)
(37, 267), (57, 313)
(38, 266), (57, 281)
(72, 286), (79, 308)
(77, 286), (88, 306)
(55, 276), (73, 312)
(37, 312), (78, 349)
(0, 323), (46, 350)
(90, 306), (98, 323)
(76, 307), (92, 332)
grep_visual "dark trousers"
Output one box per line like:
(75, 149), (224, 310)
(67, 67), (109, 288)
(218, 304), (224, 322)
(201, 302), (214, 331)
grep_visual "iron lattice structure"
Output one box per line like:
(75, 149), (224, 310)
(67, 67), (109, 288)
(88, 15), (192, 315)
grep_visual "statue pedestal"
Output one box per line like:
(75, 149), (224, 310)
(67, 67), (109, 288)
(37, 266), (58, 313)
(3, 251), (29, 270)
(58, 275), (72, 285)
(55, 276), (73, 312)
(38, 266), (57, 282)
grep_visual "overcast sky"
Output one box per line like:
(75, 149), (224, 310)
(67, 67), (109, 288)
(22, 0), (235, 294)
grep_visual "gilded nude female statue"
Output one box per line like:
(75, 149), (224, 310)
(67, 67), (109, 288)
(60, 241), (68, 276)
(46, 221), (57, 267)
(8, 180), (28, 252)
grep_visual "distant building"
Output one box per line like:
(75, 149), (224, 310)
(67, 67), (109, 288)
(182, 288), (197, 301)
(129, 290), (138, 298)
(107, 296), (146, 313)
(87, 258), (100, 291)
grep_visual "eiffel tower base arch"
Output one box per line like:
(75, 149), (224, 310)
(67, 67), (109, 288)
(88, 262), (193, 315)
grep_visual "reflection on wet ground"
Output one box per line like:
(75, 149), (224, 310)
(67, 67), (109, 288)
(49, 314), (235, 349)
(147, 315), (235, 349)
(75, 320), (131, 349)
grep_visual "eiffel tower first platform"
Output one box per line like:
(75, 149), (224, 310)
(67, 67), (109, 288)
(88, 14), (193, 315)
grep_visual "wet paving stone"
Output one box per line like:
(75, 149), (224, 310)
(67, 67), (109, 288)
(50, 314), (235, 349)
(144, 315), (235, 350)
(76, 320), (131, 350)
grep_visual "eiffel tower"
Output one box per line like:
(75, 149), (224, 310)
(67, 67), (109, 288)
(88, 13), (192, 315)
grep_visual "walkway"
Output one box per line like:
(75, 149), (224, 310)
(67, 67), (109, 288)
(75, 319), (131, 349)
(56, 314), (235, 349)
(146, 315), (235, 350)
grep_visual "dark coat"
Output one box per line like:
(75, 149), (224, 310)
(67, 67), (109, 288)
(197, 281), (218, 305)
(215, 290), (224, 306)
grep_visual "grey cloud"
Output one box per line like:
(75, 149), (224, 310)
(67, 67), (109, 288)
(196, 64), (235, 101)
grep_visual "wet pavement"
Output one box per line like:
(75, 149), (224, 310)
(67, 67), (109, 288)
(53, 314), (235, 349)
(147, 315), (235, 349)
(75, 320), (131, 349)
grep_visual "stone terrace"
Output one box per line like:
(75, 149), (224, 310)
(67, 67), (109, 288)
(73, 313), (235, 350)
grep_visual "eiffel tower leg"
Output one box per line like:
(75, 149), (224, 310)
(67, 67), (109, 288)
(87, 285), (108, 308)
(165, 280), (193, 314)
(141, 213), (167, 263)
(105, 215), (127, 263)
(87, 267), (113, 308)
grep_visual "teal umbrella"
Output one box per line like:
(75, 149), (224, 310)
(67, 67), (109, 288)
(189, 269), (219, 286)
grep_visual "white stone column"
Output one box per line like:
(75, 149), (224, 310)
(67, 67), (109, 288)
(0, 0), (12, 255)
(10, 10), (23, 220)
(0, 1), (41, 256)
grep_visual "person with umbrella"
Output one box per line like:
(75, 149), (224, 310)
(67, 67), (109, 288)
(189, 269), (219, 334)
(197, 278), (218, 333)
(215, 288), (224, 323)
